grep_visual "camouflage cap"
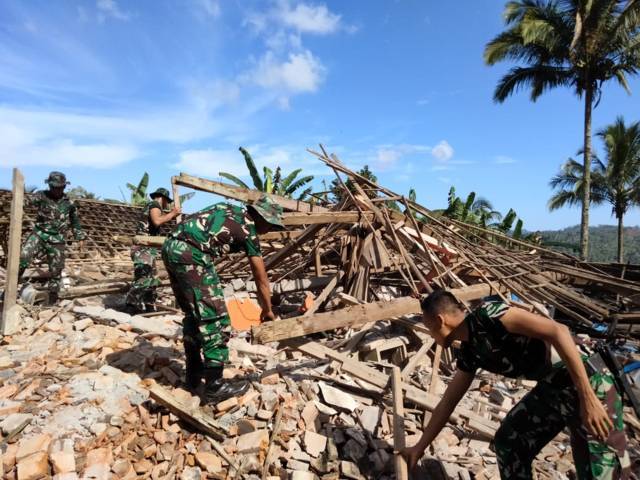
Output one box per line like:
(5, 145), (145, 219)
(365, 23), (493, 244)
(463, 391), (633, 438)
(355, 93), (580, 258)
(247, 195), (285, 230)
(45, 171), (70, 188)
(150, 187), (173, 202)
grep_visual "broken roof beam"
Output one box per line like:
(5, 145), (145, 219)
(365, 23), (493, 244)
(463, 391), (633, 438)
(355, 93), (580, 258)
(174, 173), (329, 213)
(281, 211), (374, 225)
(252, 282), (505, 344)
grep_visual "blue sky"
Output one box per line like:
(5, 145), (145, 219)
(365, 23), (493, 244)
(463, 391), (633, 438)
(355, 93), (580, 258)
(1, 0), (640, 230)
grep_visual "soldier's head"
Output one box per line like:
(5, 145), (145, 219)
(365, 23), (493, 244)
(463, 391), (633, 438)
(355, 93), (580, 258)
(247, 195), (285, 235)
(45, 171), (69, 199)
(150, 188), (173, 209)
(421, 290), (465, 347)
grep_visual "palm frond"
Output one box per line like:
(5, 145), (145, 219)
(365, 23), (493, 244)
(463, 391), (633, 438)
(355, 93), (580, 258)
(238, 147), (263, 191)
(285, 175), (314, 196)
(219, 172), (251, 190)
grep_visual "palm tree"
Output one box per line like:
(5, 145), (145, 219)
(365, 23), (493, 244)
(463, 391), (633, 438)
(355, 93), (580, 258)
(549, 117), (640, 261)
(472, 197), (503, 228)
(485, 0), (640, 260)
(220, 147), (314, 200)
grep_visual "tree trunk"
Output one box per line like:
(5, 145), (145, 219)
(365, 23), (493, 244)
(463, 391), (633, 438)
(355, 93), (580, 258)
(618, 214), (624, 264)
(580, 86), (594, 260)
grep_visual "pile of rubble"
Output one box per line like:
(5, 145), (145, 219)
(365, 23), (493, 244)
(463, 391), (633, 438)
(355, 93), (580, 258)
(2, 148), (640, 479)
(5, 292), (634, 480)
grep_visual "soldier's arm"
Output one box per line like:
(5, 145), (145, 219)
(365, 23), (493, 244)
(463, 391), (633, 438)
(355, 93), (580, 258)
(69, 202), (86, 241)
(500, 307), (613, 440)
(149, 206), (181, 227)
(248, 256), (275, 321)
(403, 369), (474, 470)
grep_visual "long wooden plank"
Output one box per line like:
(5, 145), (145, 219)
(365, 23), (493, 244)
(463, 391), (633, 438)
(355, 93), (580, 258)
(2, 168), (24, 335)
(391, 367), (408, 480)
(252, 283), (505, 344)
(281, 211), (373, 225)
(175, 173), (328, 213)
(147, 382), (224, 441)
(401, 339), (435, 381)
(171, 176), (182, 223)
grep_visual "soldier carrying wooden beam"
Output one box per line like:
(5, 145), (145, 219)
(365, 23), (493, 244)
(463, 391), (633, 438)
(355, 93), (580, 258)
(161, 194), (284, 403)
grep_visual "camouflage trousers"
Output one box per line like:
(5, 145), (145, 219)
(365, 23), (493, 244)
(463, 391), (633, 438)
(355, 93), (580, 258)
(125, 246), (160, 309)
(18, 233), (65, 294)
(161, 238), (230, 368)
(494, 363), (631, 480)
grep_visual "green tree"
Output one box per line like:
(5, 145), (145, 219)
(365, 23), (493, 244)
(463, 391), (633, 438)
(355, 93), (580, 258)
(126, 172), (149, 206)
(550, 117), (640, 262)
(220, 147), (314, 200)
(330, 165), (378, 202)
(472, 197), (503, 228)
(67, 186), (99, 200)
(485, 0), (640, 259)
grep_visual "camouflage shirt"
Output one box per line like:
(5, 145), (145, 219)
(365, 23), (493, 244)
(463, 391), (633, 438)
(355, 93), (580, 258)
(455, 301), (550, 380)
(168, 202), (261, 258)
(30, 191), (86, 244)
(136, 200), (163, 236)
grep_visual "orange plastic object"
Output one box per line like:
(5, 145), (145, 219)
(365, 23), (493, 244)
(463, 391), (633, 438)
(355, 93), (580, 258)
(227, 297), (262, 331)
(300, 293), (315, 314)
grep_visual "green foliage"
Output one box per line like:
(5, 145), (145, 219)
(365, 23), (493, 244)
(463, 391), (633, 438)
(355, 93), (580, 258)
(330, 164), (378, 202)
(219, 148), (314, 200)
(540, 225), (640, 262)
(67, 186), (99, 200)
(498, 208), (518, 233)
(486, 0), (640, 257)
(126, 172), (149, 206)
(513, 219), (523, 239)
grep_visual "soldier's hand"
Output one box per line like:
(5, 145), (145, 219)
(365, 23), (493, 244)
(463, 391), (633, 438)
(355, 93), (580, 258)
(260, 310), (276, 322)
(78, 240), (85, 253)
(580, 391), (613, 441)
(172, 206), (182, 217)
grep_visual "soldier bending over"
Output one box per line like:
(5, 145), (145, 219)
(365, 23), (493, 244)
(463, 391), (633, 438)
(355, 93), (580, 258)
(403, 290), (631, 479)
(162, 195), (284, 403)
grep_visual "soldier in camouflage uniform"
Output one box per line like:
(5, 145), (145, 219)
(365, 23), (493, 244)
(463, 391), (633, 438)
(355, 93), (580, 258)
(162, 195), (284, 403)
(125, 188), (181, 313)
(403, 290), (631, 480)
(18, 172), (86, 304)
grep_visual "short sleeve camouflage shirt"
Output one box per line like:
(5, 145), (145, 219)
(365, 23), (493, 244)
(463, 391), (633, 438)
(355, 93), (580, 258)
(169, 202), (261, 258)
(455, 301), (550, 380)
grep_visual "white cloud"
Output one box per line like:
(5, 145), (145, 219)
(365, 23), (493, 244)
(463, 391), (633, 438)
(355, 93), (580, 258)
(438, 177), (452, 184)
(377, 148), (403, 169)
(96, 0), (131, 22)
(173, 149), (244, 178)
(370, 144), (430, 170)
(431, 140), (454, 161)
(277, 1), (342, 34)
(0, 122), (138, 168)
(495, 155), (517, 164)
(252, 50), (325, 94)
(197, 0), (221, 18)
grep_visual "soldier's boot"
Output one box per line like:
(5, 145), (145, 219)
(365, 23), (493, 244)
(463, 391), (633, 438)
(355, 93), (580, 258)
(184, 337), (204, 391)
(202, 366), (249, 404)
(46, 291), (59, 306)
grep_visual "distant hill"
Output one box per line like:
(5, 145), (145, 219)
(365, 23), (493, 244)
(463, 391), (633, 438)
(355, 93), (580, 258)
(538, 225), (640, 263)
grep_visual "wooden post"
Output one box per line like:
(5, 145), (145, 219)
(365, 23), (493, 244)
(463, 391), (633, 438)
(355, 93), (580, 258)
(391, 367), (409, 480)
(1, 168), (25, 335)
(171, 176), (182, 223)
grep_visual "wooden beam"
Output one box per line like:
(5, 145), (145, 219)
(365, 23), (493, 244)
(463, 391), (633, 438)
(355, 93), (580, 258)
(391, 367), (408, 480)
(175, 173), (328, 213)
(2, 168), (24, 335)
(303, 273), (340, 317)
(147, 381), (224, 441)
(252, 283), (505, 344)
(171, 176), (182, 223)
(401, 339), (435, 381)
(428, 345), (443, 394)
(281, 211), (373, 225)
